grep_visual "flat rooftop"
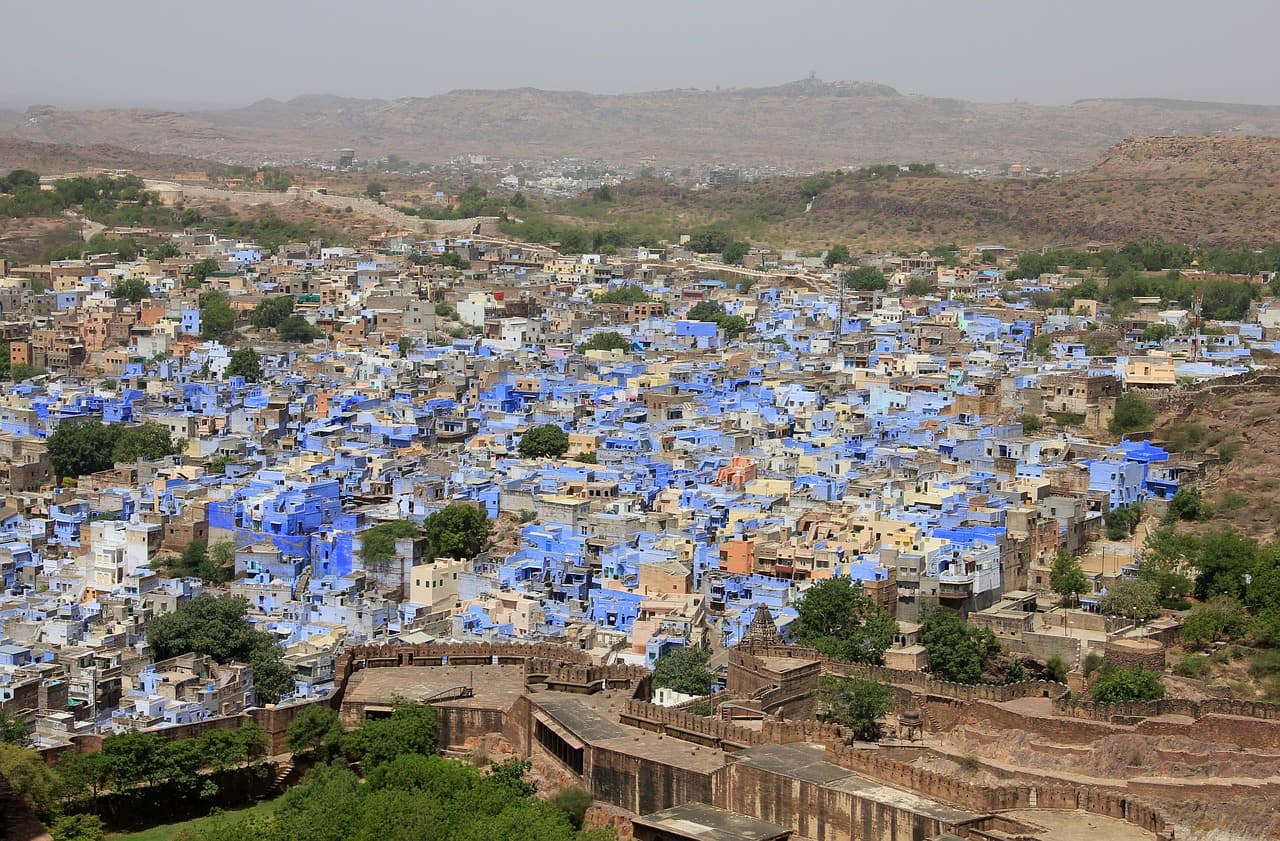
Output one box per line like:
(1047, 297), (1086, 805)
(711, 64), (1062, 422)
(997, 809), (1156, 841)
(531, 690), (730, 774)
(732, 743), (980, 824)
(342, 664), (527, 712)
(634, 802), (790, 841)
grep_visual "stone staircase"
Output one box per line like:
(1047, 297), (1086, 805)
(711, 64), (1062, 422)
(260, 759), (299, 799)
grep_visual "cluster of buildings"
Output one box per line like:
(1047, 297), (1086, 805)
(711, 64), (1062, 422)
(0, 222), (1271, 749)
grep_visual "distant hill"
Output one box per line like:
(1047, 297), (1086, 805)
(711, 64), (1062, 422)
(0, 137), (215, 175)
(7, 79), (1280, 170)
(544, 136), (1280, 249)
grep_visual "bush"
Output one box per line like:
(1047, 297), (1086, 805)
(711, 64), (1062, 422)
(1090, 666), (1165, 703)
(1104, 505), (1143, 541)
(1182, 597), (1251, 649)
(1016, 413), (1041, 433)
(1169, 488), (1213, 522)
(548, 786), (594, 830)
(1173, 654), (1210, 679)
(1110, 392), (1155, 436)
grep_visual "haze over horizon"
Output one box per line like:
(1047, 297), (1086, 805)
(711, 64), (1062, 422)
(4, 0), (1280, 111)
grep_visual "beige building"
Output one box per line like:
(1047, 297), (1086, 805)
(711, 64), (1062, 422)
(409, 557), (468, 615)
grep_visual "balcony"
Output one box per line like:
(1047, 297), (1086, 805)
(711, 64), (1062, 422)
(937, 573), (974, 600)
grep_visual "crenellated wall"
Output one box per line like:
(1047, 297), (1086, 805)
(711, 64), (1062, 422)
(733, 643), (1068, 705)
(1054, 694), (1280, 723)
(823, 744), (1172, 841)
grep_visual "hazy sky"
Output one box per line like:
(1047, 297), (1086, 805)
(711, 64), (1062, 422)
(4, 0), (1279, 109)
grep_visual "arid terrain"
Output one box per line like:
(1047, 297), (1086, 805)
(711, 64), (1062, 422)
(541, 136), (1280, 249)
(10, 79), (1280, 170)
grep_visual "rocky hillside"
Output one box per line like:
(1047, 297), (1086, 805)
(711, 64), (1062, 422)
(0, 137), (213, 175)
(8, 79), (1280, 170)
(547, 136), (1280, 249)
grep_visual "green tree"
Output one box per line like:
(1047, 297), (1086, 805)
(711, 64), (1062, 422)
(46, 419), (119, 479)
(180, 539), (208, 576)
(596, 285), (650, 304)
(0, 709), (29, 746)
(1168, 488), (1213, 522)
(815, 674), (894, 742)
(200, 290), (236, 342)
(577, 332), (631, 353)
(398, 336), (413, 357)
(1136, 527), (1195, 600)
(488, 758), (536, 797)
(1181, 596), (1251, 648)
(111, 277), (150, 304)
(150, 241), (181, 260)
(249, 296), (295, 329)
(686, 300), (726, 322)
(518, 424), (569, 459)
(1110, 392), (1155, 436)
(347, 701), (438, 770)
(1104, 504), (1143, 541)
(905, 276), (931, 296)
(0, 743), (62, 821)
(845, 266), (887, 291)
(146, 594), (293, 703)
(1049, 549), (1088, 607)
(359, 519), (422, 569)
(824, 244), (850, 267)
(439, 251), (470, 269)
(422, 504), (491, 560)
(794, 578), (896, 665)
(721, 241), (749, 265)
(190, 257), (221, 285)
(548, 786), (594, 830)
(9, 363), (42, 382)
(1090, 666), (1165, 703)
(718, 314), (748, 340)
(920, 608), (996, 684)
(366, 181), (388, 199)
(1099, 579), (1161, 622)
(1195, 528), (1259, 600)
(1016, 413), (1041, 433)
(650, 645), (713, 696)
(286, 704), (345, 761)
(1028, 333), (1052, 358)
(277, 314), (322, 343)
(112, 421), (178, 464)
(227, 347), (262, 382)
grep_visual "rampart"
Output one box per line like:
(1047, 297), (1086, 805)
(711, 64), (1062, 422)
(1053, 694), (1280, 723)
(736, 644), (1067, 704)
(824, 744), (1172, 841)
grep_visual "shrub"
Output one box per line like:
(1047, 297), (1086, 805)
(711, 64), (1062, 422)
(1173, 654), (1209, 679)
(1090, 666), (1166, 703)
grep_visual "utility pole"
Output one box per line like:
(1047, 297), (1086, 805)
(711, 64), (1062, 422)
(837, 270), (845, 342)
